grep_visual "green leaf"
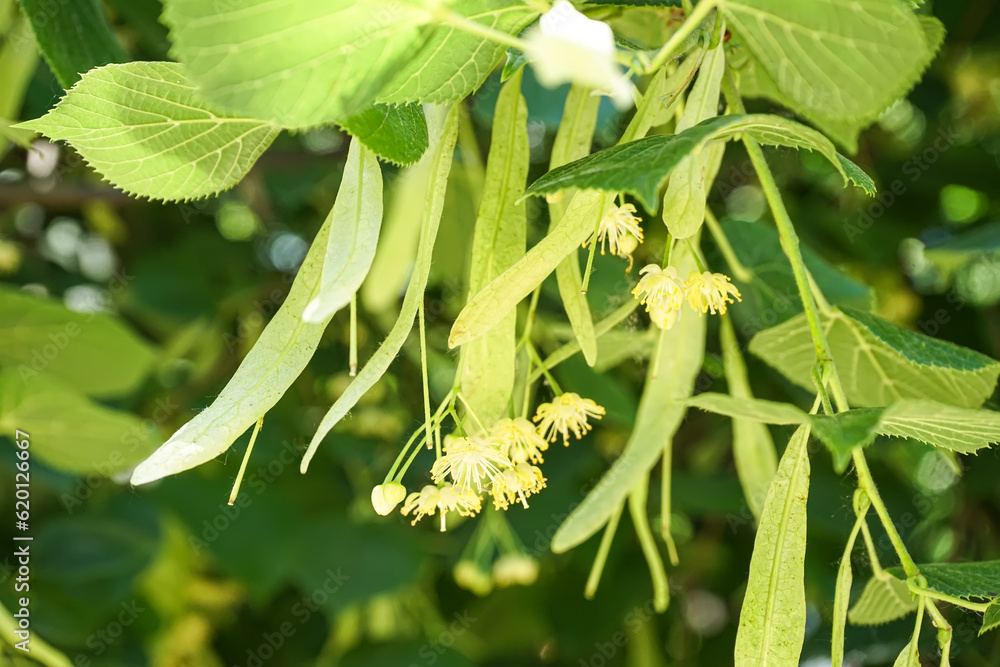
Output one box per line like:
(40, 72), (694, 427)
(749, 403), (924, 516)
(522, 113), (874, 211)
(552, 246), (706, 553)
(162, 0), (431, 128)
(685, 393), (808, 425)
(301, 104), (460, 472)
(301, 138), (383, 324)
(361, 159), (431, 313)
(450, 190), (611, 350)
(17, 62), (280, 202)
(0, 286), (156, 398)
(339, 103), (428, 166)
(734, 15), (945, 153)
(132, 209), (336, 483)
(848, 573), (918, 626)
(810, 408), (884, 473)
(0, 371), (159, 475)
(551, 243), (705, 553)
(0, 17), (39, 157)
(892, 639), (919, 667)
(734, 423), (811, 667)
(980, 600), (1000, 636)
(661, 33), (726, 239)
(550, 83), (602, 367)
(887, 561), (1000, 600)
(749, 307), (1000, 409)
(460, 74), (528, 425)
(722, 219), (873, 336)
(378, 0), (538, 104)
(878, 400), (1000, 454)
(721, 317), (777, 520)
(720, 0), (936, 124)
(18, 0), (128, 89)
(448, 62), (679, 350)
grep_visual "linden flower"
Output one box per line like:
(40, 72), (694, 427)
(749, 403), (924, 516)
(683, 271), (743, 315)
(524, 0), (632, 110)
(534, 392), (606, 446)
(649, 301), (682, 331)
(491, 463), (547, 510)
(589, 203), (644, 270)
(401, 483), (482, 532)
(430, 434), (512, 494)
(631, 264), (685, 322)
(491, 417), (549, 464)
(370, 482), (407, 516)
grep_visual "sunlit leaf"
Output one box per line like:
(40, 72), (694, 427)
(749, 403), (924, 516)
(750, 307), (1000, 409)
(379, 0), (538, 104)
(18, 62), (279, 202)
(162, 0), (433, 127)
(460, 73), (528, 425)
(301, 104), (460, 472)
(302, 137), (383, 324)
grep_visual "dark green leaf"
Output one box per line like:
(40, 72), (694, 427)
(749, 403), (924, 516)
(18, 0), (128, 88)
(750, 308), (1000, 409)
(522, 114), (874, 211)
(810, 408), (884, 473)
(887, 561), (1000, 600)
(339, 103), (429, 166)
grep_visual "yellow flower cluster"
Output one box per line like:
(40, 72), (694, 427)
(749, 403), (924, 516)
(379, 393), (605, 531)
(587, 203), (644, 272)
(632, 265), (741, 330)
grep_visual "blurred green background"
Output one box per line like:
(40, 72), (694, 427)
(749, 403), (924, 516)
(2, 1), (1000, 665)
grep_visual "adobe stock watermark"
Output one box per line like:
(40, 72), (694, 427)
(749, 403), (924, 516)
(842, 126), (961, 244)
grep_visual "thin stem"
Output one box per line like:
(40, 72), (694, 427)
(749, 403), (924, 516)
(859, 519), (884, 577)
(455, 392), (487, 433)
(629, 479), (670, 612)
(349, 294), (358, 376)
(581, 195), (607, 294)
(908, 585), (991, 613)
(660, 439), (679, 566)
(704, 207), (752, 282)
(685, 239), (708, 273)
(924, 601), (953, 667)
(724, 68), (923, 579)
(661, 233), (674, 268)
(585, 502), (624, 599)
(853, 449), (920, 578)
(419, 299), (434, 453)
(228, 417), (263, 505)
(527, 342), (563, 394)
(530, 299), (640, 383)
(647, 0), (717, 74)
(386, 425), (429, 483)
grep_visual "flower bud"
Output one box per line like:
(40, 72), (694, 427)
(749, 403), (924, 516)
(371, 482), (406, 516)
(492, 554), (539, 587)
(453, 561), (493, 596)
